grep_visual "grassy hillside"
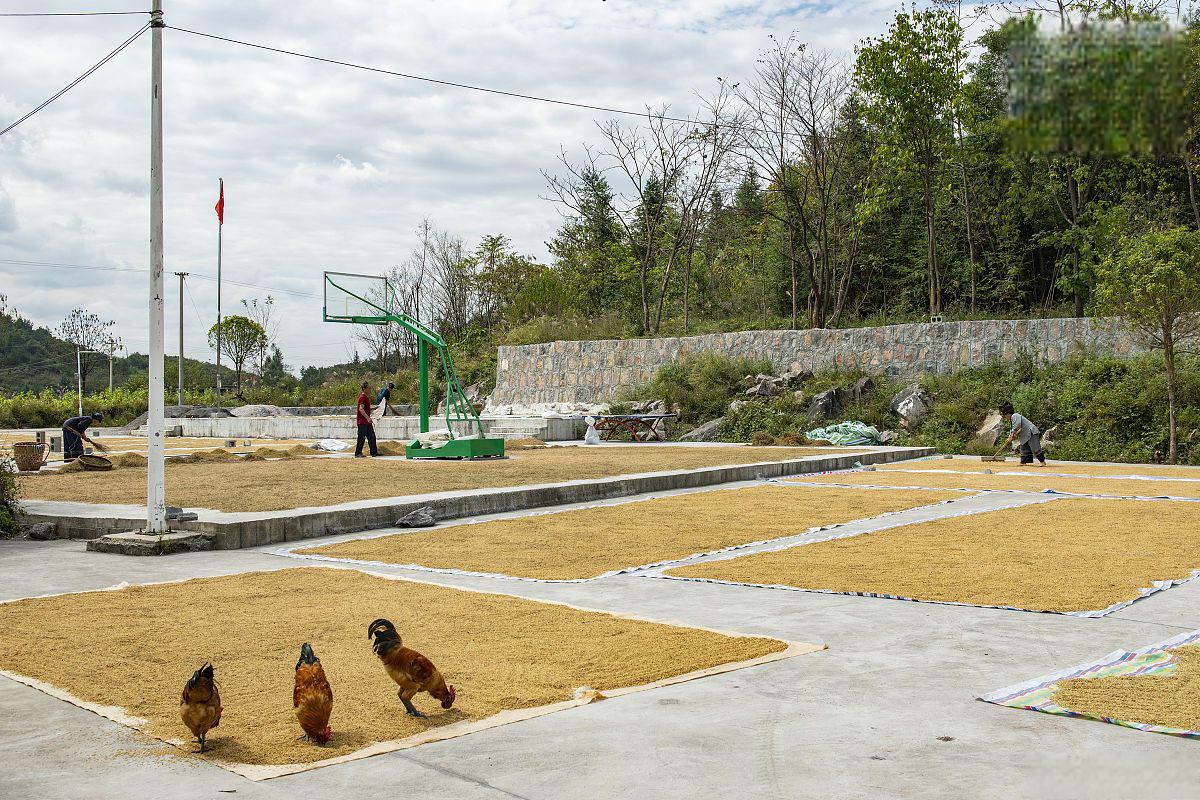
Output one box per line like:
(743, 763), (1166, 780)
(0, 306), (231, 394)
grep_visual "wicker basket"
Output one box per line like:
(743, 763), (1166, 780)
(12, 442), (50, 472)
(77, 454), (113, 471)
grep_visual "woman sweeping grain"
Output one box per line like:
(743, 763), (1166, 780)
(998, 401), (1046, 466)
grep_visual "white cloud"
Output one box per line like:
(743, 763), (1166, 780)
(0, 0), (925, 371)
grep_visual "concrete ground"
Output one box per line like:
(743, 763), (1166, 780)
(3, 480), (1199, 799)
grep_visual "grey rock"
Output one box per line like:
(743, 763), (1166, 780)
(879, 430), (898, 444)
(806, 387), (848, 423)
(852, 376), (875, 400)
(745, 378), (779, 397)
(973, 410), (1005, 447)
(25, 522), (55, 541)
(1042, 424), (1060, 447)
(780, 361), (811, 388)
(890, 384), (933, 429)
(397, 507), (437, 528)
(728, 399), (748, 412)
(680, 417), (724, 442)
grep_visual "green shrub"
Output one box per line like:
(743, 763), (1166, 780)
(717, 393), (810, 440)
(0, 457), (20, 537)
(635, 352), (772, 423)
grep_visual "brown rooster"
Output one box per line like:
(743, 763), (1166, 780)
(367, 618), (455, 717)
(293, 642), (333, 744)
(180, 662), (222, 753)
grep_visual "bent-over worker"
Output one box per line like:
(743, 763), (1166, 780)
(355, 381), (379, 458)
(998, 401), (1046, 466)
(62, 412), (102, 461)
(373, 381), (396, 420)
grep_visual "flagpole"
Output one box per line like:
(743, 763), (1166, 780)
(214, 178), (223, 408)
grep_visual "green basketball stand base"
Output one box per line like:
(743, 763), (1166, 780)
(406, 437), (506, 459)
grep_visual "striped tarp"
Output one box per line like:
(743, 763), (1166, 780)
(979, 629), (1200, 739)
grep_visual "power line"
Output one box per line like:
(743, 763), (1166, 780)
(166, 25), (721, 131)
(0, 257), (319, 299)
(0, 22), (149, 137)
(0, 10), (148, 16)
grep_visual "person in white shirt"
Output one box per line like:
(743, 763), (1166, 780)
(998, 401), (1046, 466)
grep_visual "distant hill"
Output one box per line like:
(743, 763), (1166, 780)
(0, 305), (231, 394)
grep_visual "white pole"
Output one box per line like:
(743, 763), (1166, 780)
(176, 271), (187, 407)
(76, 347), (82, 417)
(147, 0), (167, 534)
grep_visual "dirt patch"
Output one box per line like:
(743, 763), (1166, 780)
(297, 485), (960, 580)
(788, 469), (1200, 499)
(668, 497), (1200, 612)
(1051, 646), (1200, 732)
(20, 445), (858, 512)
(0, 567), (785, 766)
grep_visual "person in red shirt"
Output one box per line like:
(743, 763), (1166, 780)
(355, 381), (379, 457)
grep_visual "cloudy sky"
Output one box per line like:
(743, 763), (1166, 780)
(1, 0), (903, 371)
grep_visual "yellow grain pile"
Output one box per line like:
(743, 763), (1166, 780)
(669, 497), (1200, 612)
(788, 469), (1200, 499)
(880, 459), (1200, 480)
(1051, 647), (1200, 732)
(21, 445), (856, 512)
(0, 568), (785, 766)
(506, 438), (548, 450)
(298, 485), (960, 580)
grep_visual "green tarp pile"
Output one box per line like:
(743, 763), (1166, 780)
(805, 421), (884, 446)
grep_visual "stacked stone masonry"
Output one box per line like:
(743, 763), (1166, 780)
(492, 318), (1141, 406)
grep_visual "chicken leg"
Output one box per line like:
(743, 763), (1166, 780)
(398, 687), (426, 717)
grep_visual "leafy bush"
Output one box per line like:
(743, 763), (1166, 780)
(656, 350), (1200, 464)
(0, 457), (20, 537)
(631, 352), (772, 423)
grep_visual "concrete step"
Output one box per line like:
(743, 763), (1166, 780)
(86, 530), (215, 556)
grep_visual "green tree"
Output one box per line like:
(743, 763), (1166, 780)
(855, 7), (965, 315)
(207, 315), (266, 397)
(1094, 226), (1200, 462)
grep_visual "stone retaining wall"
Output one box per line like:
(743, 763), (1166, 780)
(492, 318), (1141, 406)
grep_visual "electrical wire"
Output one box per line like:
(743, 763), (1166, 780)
(167, 25), (727, 131)
(0, 10), (148, 16)
(0, 258), (320, 299)
(0, 22), (149, 137)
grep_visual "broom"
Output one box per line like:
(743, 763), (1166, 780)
(981, 444), (1006, 462)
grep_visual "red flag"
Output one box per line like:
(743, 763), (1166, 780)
(214, 179), (224, 225)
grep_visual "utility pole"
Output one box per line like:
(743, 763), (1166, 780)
(175, 271), (188, 407)
(146, 0), (167, 534)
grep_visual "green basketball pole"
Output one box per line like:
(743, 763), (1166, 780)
(418, 339), (429, 434)
(322, 271), (503, 459)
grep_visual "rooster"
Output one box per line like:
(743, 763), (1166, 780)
(180, 662), (222, 753)
(293, 642), (333, 744)
(367, 619), (455, 717)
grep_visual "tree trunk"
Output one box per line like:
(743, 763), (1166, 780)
(1187, 149), (1200, 229)
(786, 229), (798, 330)
(923, 175), (940, 315)
(1165, 328), (1178, 464)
